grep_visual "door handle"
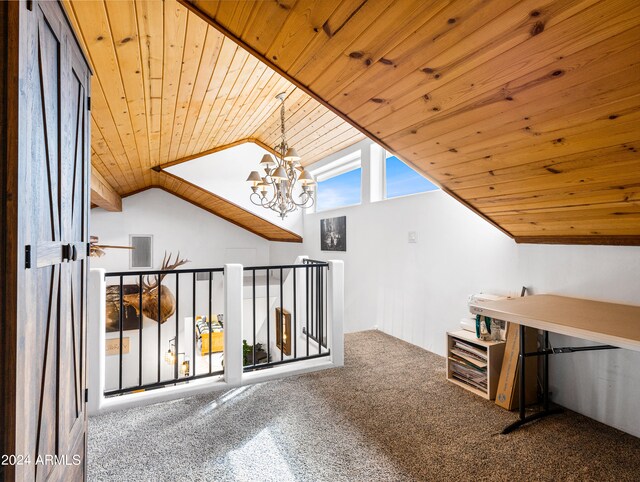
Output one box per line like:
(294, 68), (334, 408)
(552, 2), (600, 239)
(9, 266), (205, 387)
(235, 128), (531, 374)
(62, 243), (78, 262)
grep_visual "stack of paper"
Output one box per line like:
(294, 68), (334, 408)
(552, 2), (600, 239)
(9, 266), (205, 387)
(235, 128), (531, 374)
(449, 339), (488, 391)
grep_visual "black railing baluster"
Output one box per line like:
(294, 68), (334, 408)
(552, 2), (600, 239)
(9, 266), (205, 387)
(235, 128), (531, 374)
(293, 267), (297, 359)
(316, 268), (322, 355)
(266, 268), (270, 365)
(324, 266), (328, 348)
(208, 271), (212, 374)
(280, 268), (284, 361)
(192, 272), (196, 378)
(138, 274), (143, 387)
(252, 269), (256, 368)
(306, 264), (309, 357)
(175, 273), (179, 380)
(119, 276), (123, 391)
(157, 275), (162, 383)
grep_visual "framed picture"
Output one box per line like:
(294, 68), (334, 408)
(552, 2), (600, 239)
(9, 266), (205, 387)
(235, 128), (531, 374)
(105, 284), (142, 332)
(321, 216), (346, 251)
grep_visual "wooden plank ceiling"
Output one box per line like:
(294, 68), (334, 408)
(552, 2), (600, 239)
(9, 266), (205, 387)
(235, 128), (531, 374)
(181, 0), (640, 245)
(63, 0), (363, 242)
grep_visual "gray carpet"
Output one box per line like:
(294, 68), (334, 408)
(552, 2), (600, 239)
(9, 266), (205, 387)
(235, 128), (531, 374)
(88, 331), (640, 481)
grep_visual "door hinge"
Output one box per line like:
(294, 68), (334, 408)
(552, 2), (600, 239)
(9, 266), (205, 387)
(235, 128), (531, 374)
(25, 245), (31, 269)
(85, 388), (88, 403)
(87, 96), (91, 111)
(26, 0), (33, 11)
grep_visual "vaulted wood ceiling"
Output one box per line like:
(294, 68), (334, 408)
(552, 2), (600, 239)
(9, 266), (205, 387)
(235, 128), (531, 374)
(63, 0), (362, 241)
(181, 0), (640, 245)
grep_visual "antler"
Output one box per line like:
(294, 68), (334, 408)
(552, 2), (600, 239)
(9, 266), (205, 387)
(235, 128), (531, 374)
(141, 251), (190, 292)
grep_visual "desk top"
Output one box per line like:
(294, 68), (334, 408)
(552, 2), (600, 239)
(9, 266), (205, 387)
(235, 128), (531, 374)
(469, 295), (640, 352)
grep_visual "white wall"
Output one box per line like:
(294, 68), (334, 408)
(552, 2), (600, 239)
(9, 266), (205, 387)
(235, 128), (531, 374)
(91, 188), (271, 271)
(285, 139), (640, 437)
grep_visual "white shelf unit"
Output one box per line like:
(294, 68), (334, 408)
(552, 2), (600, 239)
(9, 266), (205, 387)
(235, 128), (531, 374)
(446, 330), (505, 400)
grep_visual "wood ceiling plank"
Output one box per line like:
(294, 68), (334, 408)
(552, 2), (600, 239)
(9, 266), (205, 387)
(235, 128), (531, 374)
(504, 217), (640, 236)
(190, 0), (219, 20)
(207, 55), (262, 146)
(284, 107), (336, 148)
(423, 120), (640, 180)
(471, 177), (640, 212)
(69, 0), (146, 191)
(212, 59), (270, 146)
(159, 1), (188, 164)
(292, 114), (351, 154)
(216, 66), (275, 146)
(263, 0), (342, 72)
(339, 0), (596, 119)
(452, 159), (640, 201)
(387, 27), (640, 153)
(309, 0), (453, 99)
(167, 12), (209, 163)
(89, 91), (139, 192)
(252, 88), (310, 141)
(365, 1), (640, 139)
(223, 73), (290, 143)
(286, 0), (394, 83)
(190, 46), (250, 154)
(448, 143), (640, 191)
(303, 133), (367, 165)
(238, 0), (298, 55)
(415, 91), (640, 173)
(175, 27), (224, 160)
(262, 101), (327, 148)
(494, 204), (640, 225)
(90, 119), (132, 194)
(182, 37), (237, 156)
(392, 66), (640, 171)
(298, 123), (363, 157)
(104, 0), (152, 185)
(135, 0), (165, 164)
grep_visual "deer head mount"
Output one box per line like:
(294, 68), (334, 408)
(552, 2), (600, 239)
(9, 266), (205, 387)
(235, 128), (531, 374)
(122, 251), (190, 324)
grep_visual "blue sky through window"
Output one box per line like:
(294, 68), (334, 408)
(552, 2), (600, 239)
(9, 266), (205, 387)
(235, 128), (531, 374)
(385, 155), (438, 198)
(316, 168), (362, 211)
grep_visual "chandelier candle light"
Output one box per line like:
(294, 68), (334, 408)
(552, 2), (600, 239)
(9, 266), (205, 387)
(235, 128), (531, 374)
(246, 93), (316, 219)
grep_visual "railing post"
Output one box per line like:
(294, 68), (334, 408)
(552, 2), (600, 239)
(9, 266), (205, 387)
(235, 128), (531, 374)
(87, 268), (106, 415)
(328, 260), (344, 367)
(224, 264), (243, 385)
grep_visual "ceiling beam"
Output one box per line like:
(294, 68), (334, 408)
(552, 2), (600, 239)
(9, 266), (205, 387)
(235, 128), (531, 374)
(153, 169), (302, 243)
(91, 168), (122, 212)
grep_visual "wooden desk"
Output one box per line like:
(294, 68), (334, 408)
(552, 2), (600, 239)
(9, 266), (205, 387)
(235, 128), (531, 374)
(469, 294), (640, 433)
(470, 295), (640, 352)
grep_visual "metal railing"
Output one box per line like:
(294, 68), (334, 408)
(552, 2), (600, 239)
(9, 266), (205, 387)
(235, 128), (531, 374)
(102, 259), (332, 396)
(243, 259), (330, 372)
(103, 267), (224, 397)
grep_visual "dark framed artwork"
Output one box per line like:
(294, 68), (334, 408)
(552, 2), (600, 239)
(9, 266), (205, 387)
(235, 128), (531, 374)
(321, 216), (347, 251)
(105, 284), (142, 332)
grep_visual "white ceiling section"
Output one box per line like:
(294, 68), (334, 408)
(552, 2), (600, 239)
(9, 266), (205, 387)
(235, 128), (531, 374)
(166, 142), (303, 234)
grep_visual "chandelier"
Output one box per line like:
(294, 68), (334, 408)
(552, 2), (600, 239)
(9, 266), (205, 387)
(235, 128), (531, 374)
(246, 93), (316, 219)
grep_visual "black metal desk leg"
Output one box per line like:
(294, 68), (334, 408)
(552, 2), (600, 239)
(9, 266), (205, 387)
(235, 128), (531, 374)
(519, 324), (526, 421)
(543, 330), (549, 411)
(502, 327), (562, 434)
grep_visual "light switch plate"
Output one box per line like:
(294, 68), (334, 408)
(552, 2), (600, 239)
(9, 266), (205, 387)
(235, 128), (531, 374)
(408, 231), (417, 243)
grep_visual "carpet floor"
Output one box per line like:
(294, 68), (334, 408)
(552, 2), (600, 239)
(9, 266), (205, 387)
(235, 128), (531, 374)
(88, 331), (640, 481)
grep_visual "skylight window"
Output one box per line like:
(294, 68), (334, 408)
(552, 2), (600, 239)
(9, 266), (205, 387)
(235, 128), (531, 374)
(385, 153), (438, 199)
(313, 151), (362, 212)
